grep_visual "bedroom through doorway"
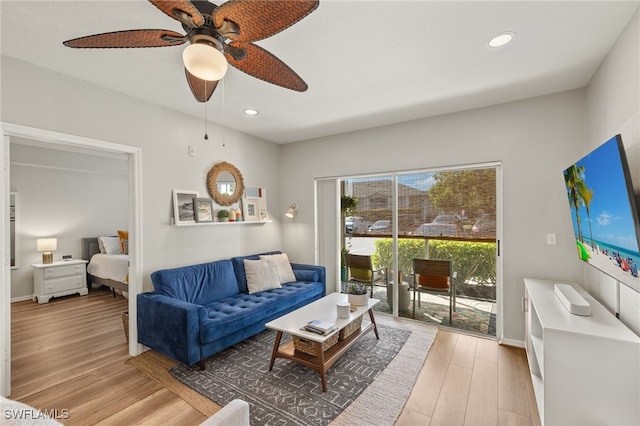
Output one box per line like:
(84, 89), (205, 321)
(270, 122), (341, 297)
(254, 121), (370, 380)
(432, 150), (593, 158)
(1, 123), (142, 397)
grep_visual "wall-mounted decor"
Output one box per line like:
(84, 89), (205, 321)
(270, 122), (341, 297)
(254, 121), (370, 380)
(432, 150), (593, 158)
(242, 197), (260, 222)
(207, 161), (245, 206)
(173, 190), (199, 225)
(194, 198), (214, 223)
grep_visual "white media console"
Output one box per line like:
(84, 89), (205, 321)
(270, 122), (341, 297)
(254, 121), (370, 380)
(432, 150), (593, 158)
(523, 278), (640, 425)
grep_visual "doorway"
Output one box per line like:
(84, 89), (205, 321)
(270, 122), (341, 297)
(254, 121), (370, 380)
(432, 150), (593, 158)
(0, 123), (143, 396)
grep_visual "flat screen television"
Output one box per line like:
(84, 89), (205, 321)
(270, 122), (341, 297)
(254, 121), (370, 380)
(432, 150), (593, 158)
(563, 134), (640, 290)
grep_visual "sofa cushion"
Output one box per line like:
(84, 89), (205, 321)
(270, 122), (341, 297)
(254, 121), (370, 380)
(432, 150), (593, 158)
(259, 253), (296, 284)
(244, 259), (281, 294)
(199, 281), (325, 344)
(151, 259), (239, 305)
(231, 251), (281, 293)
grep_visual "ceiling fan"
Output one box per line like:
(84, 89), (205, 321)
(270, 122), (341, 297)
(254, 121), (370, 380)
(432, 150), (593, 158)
(63, 0), (319, 102)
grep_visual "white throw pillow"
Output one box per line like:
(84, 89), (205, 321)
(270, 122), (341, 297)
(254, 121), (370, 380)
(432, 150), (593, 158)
(98, 236), (122, 255)
(244, 259), (281, 294)
(260, 253), (297, 284)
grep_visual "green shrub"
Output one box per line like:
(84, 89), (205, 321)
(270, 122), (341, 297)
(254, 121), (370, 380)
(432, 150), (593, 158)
(372, 239), (496, 285)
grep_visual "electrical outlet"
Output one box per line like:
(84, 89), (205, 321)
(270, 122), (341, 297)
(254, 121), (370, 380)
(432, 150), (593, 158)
(188, 145), (195, 157)
(546, 233), (557, 245)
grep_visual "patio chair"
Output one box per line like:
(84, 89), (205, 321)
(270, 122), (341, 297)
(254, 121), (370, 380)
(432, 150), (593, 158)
(412, 259), (456, 321)
(344, 254), (388, 297)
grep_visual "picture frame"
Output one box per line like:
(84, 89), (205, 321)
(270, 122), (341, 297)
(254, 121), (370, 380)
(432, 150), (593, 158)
(173, 190), (199, 225)
(193, 198), (214, 223)
(242, 197), (260, 222)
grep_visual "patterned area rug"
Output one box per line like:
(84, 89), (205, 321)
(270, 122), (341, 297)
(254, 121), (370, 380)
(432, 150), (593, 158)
(170, 318), (432, 426)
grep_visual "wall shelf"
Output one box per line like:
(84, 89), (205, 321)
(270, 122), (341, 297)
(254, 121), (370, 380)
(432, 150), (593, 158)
(172, 220), (271, 227)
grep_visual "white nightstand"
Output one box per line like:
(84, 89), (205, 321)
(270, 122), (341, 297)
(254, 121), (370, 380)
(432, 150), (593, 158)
(32, 259), (89, 304)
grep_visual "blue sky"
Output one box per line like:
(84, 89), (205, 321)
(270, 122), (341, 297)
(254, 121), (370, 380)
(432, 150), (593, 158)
(568, 136), (640, 253)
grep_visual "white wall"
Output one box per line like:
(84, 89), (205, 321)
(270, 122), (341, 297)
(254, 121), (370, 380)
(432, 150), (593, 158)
(585, 9), (640, 333)
(280, 89), (586, 343)
(1, 56), (284, 291)
(9, 143), (129, 299)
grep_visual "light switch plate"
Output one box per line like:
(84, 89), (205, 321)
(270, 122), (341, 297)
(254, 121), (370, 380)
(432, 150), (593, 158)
(546, 233), (557, 245)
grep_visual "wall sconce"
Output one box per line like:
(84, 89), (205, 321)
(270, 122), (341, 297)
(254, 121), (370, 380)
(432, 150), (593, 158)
(285, 203), (299, 219)
(37, 238), (57, 264)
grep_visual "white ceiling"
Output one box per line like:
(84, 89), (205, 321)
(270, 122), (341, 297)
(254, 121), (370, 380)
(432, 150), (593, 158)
(2, 1), (639, 144)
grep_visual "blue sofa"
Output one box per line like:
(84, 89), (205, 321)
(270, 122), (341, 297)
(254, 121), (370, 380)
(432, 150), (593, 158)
(137, 252), (326, 367)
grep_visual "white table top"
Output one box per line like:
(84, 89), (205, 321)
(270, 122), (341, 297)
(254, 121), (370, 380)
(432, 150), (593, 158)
(265, 292), (379, 342)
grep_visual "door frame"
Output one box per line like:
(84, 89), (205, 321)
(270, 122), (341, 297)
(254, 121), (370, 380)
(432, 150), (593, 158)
(0, 122), (143, 396)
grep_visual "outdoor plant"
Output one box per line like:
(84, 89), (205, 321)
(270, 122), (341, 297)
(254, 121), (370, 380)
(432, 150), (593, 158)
(372, 238), (496, 286)
(341, 195), (358, 217)
(346, 282), (368, 295)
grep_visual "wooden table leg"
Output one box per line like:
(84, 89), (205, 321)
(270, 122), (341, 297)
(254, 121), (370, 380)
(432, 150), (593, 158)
(368, 309), (380, 340)
(269, 331), (283, 371)
(317, 341), (327, 392)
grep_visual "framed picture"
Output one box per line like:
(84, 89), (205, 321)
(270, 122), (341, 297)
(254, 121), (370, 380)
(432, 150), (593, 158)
(193, 198), (214, 223)
(242, 197), (260, 222)
(173, 190), (199, 224)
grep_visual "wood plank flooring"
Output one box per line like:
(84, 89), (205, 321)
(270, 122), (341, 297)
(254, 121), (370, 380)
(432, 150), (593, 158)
(10, 290), (540, 425)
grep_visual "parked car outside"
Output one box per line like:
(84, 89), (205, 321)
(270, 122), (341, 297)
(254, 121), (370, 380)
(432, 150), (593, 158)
(432, 214), (459, 224)
(411, 222), (458, 237)
(367, 220), (391, 234)
(345, 216), (370, 234)
(472, 215), (496, 236)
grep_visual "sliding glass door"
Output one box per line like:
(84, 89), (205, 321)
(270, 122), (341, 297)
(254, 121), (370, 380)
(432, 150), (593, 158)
(334, 164), (499, 336)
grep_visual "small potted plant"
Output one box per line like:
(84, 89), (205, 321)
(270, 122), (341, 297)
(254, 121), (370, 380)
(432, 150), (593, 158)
(346, 282), (369, 306)
(217, 209), (230, 222)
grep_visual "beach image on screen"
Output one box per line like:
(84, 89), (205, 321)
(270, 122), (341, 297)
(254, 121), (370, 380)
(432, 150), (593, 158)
(564, 135), (640, 289)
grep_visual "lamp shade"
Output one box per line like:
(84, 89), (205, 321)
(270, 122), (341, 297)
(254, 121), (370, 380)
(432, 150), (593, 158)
(37, 238), (57, 252)
(285, 203), (299, 219)
(183, 43), (228, 81)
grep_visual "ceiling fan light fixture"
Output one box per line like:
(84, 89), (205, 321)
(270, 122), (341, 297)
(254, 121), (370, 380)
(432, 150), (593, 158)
(183, 42), (228, 81)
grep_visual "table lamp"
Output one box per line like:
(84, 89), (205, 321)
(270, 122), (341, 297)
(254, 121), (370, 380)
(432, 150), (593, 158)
(37, 238), (57, 264)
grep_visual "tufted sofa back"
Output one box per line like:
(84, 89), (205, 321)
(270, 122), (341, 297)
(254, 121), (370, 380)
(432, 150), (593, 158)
(151, 259), (240, 306)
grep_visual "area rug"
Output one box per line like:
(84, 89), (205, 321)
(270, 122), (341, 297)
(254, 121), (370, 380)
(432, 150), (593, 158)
(169, 315), (436, 425)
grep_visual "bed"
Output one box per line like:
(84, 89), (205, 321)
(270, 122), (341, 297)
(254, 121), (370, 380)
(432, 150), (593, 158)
(81, 237), (129, 297)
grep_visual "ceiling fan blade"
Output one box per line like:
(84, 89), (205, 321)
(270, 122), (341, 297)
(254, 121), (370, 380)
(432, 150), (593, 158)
(185, 69), (218, 102)
(226, 41), (308, 92)
(149, 0), (205, 27)
(212, 0), (319, 42)
(63, 30), (186, 48)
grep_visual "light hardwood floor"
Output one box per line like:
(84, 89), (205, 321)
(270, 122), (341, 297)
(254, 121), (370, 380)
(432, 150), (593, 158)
(10, 290), (539, 425)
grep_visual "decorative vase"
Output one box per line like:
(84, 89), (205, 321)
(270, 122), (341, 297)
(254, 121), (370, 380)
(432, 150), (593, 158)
(341, 266), (347, 282)
(348, 293), (369, 306)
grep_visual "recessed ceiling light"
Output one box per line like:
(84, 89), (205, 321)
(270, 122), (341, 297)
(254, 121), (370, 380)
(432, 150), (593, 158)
(243, 108), (259, 116)
(488, 32), (515, 48)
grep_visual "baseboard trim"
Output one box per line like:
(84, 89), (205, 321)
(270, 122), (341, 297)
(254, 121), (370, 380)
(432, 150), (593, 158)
(499, 337), (524, 348)
(11, 295), (33, 303)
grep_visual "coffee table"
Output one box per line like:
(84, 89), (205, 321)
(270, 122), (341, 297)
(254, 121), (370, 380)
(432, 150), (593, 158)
(265, 292), (379, 392)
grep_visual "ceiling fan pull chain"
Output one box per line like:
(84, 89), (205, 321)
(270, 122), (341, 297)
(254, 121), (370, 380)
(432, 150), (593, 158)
(221, 79), (226, 147)
(204, 80), (209, 140)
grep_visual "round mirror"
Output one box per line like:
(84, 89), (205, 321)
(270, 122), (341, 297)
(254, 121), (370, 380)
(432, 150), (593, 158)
(207, 161), (245, 206)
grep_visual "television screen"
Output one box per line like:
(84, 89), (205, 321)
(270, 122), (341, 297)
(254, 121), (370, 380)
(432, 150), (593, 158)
(564, 134), (640, 290)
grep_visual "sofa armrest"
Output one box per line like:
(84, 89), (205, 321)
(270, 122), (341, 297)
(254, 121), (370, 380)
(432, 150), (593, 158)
(199, 399), (250, 426)
(291, 263), (326, 295)
(137, 293), (204, 365)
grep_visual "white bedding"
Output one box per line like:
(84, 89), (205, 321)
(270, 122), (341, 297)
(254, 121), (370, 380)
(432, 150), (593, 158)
(87, 253), (129, 283)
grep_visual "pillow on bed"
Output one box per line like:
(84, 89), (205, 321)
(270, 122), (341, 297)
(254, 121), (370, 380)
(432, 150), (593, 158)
(117, 230), (129, 255)
(243, 259), (281, 294)
(98, 236), (122, 255)
(259, 253), (296, 284)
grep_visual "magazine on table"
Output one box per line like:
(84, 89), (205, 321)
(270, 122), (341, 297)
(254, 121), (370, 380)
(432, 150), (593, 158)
(304, 320), (338, 335)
